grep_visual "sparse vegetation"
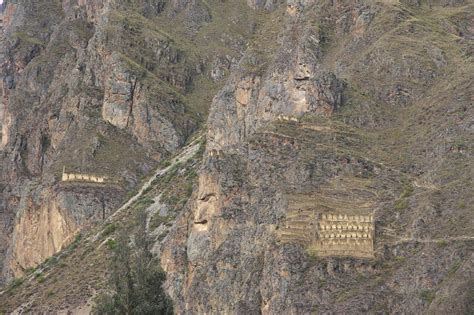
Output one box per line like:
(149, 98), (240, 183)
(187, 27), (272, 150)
(102, 224), (117, 238)
(106, 239), (118, 251)
(93, 210), (173, 315)
(6, 278), (24, 292)
(420, 289), (436, 305)
(394, 198), (409, 211)
(36, 274), (46, 284)
(400, 183), (414, 198)
(1, 0), (473, 313)
(447, 260), (462, 277)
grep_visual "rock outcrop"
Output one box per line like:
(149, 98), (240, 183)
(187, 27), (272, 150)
(0, 0), (255, 284)
(161, 0), (474, 314)
(0, 0), (473, 314)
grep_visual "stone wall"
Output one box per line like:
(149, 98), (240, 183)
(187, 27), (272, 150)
(61, 168), (108, 184)
(313, 213), (374, 258)
(279, 211), (375, 258)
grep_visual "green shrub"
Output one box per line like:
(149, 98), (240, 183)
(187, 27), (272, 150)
(447, 260), (462, 276)
(68, 233), (83, 251)
(6, 277), (24, 293)
(44, 256), (59, 266)
(394, 198), (409, 211)
(400, 184), (414, 198)
(394, 256), (406, 263)
(102, 224), (117, 238)
(93, 209), (173, 315)
(25, 267), (36, 275)
(149, 213), (172, 231)
(36, 274), (46, 283)
(136, 197), (155, 208)
(162, 160), (172, 168)
(420, 289), (436, 305)
(106, 239), (118, 250)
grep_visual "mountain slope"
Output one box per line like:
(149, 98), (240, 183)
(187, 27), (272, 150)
(0, 0), (473, 314)
(0, 0), (262, 284)
(162, 0), (474, 313)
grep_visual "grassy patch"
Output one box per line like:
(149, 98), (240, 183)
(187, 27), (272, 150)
(134, 196), (155, 210)
(106, 239), (118, 251)
(36, 274), (46, 284)
(394, 198), (409, 211)
(12, 32), (46, 47)
(446, 260), (462, 277)
(6, 278), (24, 292)
(149, 214), (173, 231)
(420, 289), (436, 305)
(400, 183), (414, 198)
(101, 223), (117, 238)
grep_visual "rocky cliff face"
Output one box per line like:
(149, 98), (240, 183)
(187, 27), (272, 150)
(0, 0), (473, 313)
(0, 0), (256, 284)
(161, 0), (474, 314)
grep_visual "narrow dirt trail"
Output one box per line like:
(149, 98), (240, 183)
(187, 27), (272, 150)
(107, 135), (203, 222)
(0, 136), (204, 296)
(391, 236), (474, 246)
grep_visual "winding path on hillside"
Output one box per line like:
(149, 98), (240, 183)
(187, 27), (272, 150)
(391, 236), (474, 245)
(106, 135), (203, 222)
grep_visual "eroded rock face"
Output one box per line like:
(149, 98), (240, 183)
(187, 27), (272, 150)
(162, 0), (474, 313)
(0, 0), (265, 286)
(187, 173), (222, 263)
(0, 0), (472, 313)
(0, 0), (206, 282)
(247, 0), (283, 11)
(4, 184), (122, 278)
(8, 196), (78, 278)
(102, 54), (138, 129)
(200, 3), (349, 152)
(206, 25), (345, 151)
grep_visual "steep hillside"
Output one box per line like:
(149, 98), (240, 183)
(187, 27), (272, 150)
(0, 134), (205, 313)
(0, 0), (262, 285)
(0, 0), (473, 314)
(162, 1), (473, 313)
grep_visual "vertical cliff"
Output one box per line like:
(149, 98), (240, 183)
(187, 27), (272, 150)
(0, 0), (472, 313)
(0, 0), (258, 284)
(161, 0), (474, 313)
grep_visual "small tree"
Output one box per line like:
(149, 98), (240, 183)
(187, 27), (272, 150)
(93, 209), (173, 315)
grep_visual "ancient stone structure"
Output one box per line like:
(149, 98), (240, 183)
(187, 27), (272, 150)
(277, 114), (299, 122)
(279, 211), (375, 258)
(208, 149), (223, 157)
(313, 213), (374, 258)
(61, 167), (108, 184)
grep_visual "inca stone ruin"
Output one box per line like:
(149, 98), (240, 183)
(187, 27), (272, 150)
(279, 210), (375, 259)
(61, 167), (108, 184)
(277, 114), (299, 122)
